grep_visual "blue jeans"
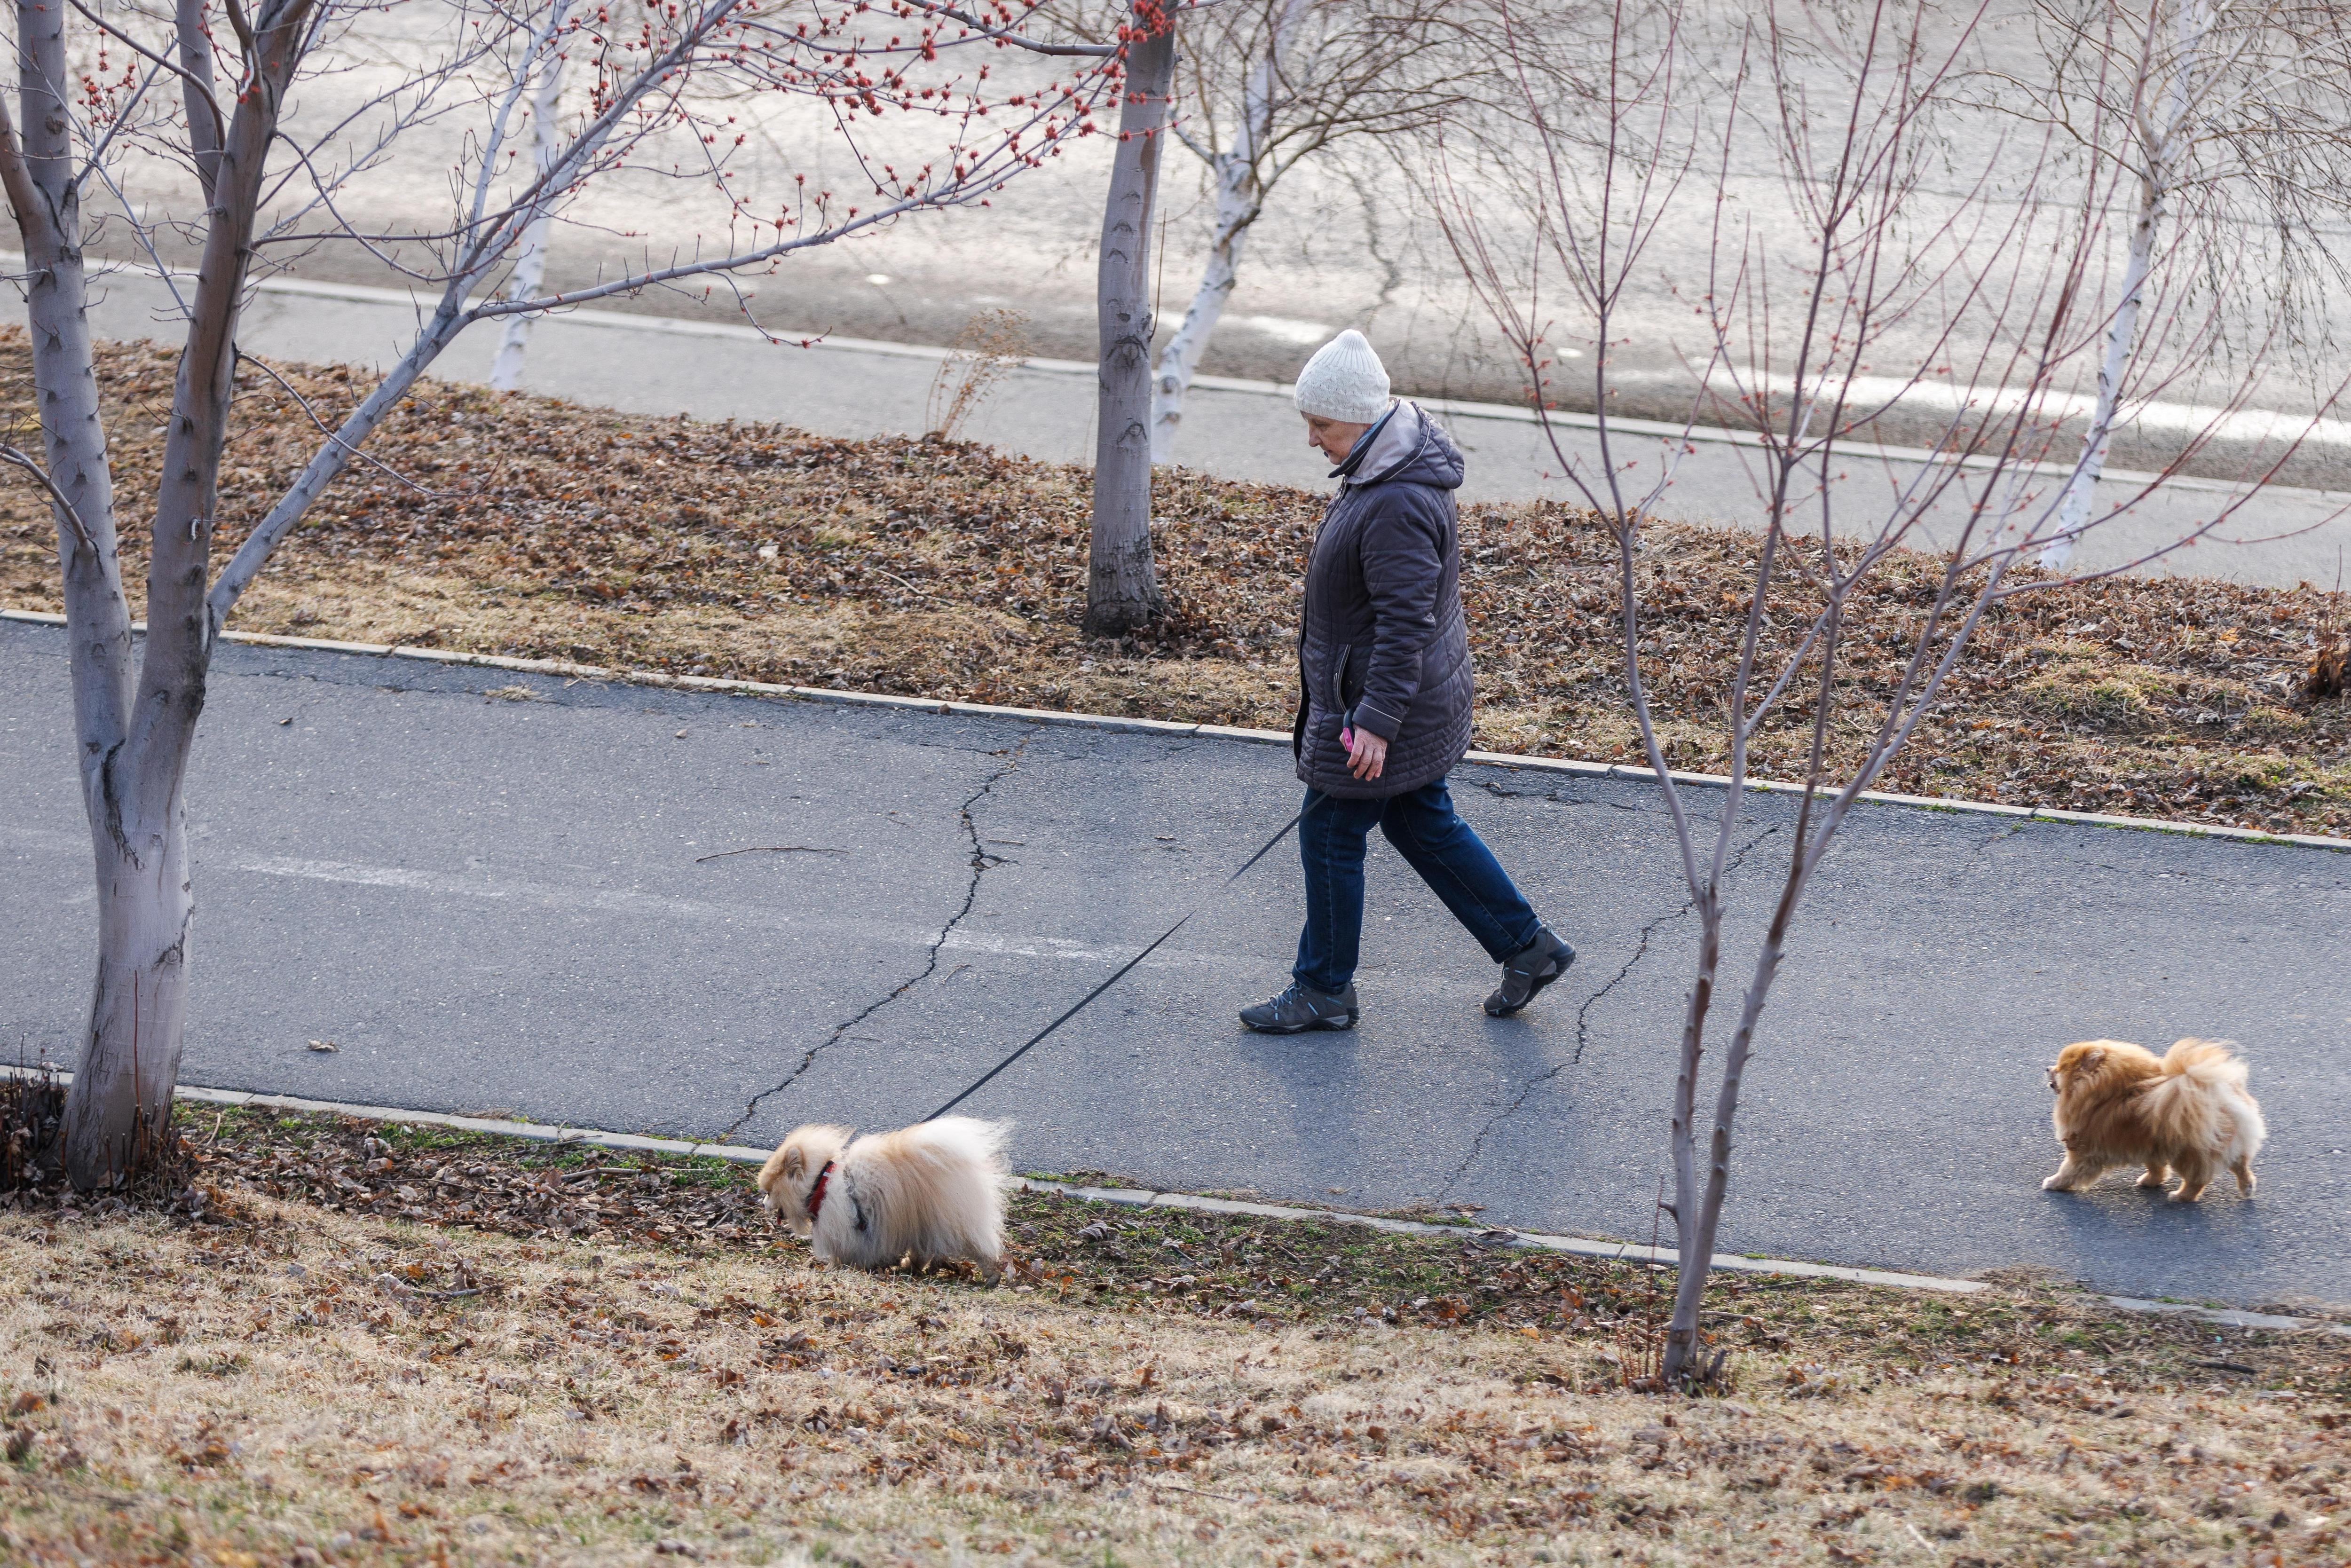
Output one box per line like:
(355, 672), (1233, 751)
(1292, 780), (1543, 995)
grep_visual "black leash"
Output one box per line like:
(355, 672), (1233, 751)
(923, 810), (1303, 1123)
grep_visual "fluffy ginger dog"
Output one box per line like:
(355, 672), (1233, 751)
(2044, 1038), (2265, 1201)
(757, 1117), (1010, 1271)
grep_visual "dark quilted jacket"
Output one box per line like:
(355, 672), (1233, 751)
(1291, 402), (1474, 798)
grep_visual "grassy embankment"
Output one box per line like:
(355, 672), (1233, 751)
(0, 1105), (2345, 1566)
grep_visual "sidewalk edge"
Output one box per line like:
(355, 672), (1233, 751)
(0, 1068), (1988, 1296)
(10, 1066), (2350, 1334)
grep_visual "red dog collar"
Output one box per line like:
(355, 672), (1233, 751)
(805, 1159), (837, 1223)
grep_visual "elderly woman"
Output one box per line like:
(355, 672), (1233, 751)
(1240, 330), (1575, 1034)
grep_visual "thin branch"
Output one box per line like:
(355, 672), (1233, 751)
(0, 443), (99, 553)
(74, 54), (170, 188)
(61, 0), (230, 146)
(919, 0), (1121, 55)
(233, 350), (439, 498)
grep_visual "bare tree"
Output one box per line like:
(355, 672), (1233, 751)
(1993, 0), (2351, 567)
(2, 0), (1124, 1188)
(487, 0), (575, 392)
(1145, 0), (1474, 463)
(1084, 0), (1177, 635)
(1441, 0), (2338, 1387)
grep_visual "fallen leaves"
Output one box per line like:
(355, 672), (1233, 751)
(2310, 639), (2347, 700)
(177, 1114), (763, 1253)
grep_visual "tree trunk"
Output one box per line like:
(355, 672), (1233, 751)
(2039, 0), (2209, 572)
(1085, 2), (1178, 636)
(490, 7), (572, 393)
(1148, 0), (1304, 465)
(1661, 923), (1785, 1386)
(62, 804), (195, 1186)
(2039, 168), (2160, 571)
(1661, 788), (1846, 1386)
(1148, 168), (1251, 465)
(1659, 897), (1720, 1384)
(10, 0), (150, 1188)
(20, 0), (315, 1188)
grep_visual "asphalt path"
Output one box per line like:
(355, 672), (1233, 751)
(4, 618), (2346, 1307)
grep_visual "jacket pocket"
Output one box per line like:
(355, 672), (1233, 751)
(1424, 609), (1470, 685)
(1334, 642), (1369, 712)
(1291, 666), (1310, 758)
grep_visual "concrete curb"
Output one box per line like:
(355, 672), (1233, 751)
(8, 607), (2346, 853)
(1, 1065), (1982, 1292)
(1018, 1178), (1986, 1293)
(11, 1064), (2349, 1336)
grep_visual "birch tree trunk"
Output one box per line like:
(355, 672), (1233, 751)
(1147, 164), (1250, 465)
(2039, 0), (2209, 572)
(71, 812), (198, 1184)
(2039, 180), (2160, 570)
(1084, 1), (1178, 636)
(489, 4), (573, 393)
(1148, 0), (1306, 465)
(11, 0), (151, 1185)
(33, 0), (309, 1188)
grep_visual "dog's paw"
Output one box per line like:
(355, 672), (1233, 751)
(2135, 1173), (2169, 1190)
(2040, 1174), (2070, 1191)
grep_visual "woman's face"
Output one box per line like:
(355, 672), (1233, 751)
(1303, 413), (1372, 464)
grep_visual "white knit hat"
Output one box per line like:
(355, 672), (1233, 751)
(1293, 329), (1392, 422)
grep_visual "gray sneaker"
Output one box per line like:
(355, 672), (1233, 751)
(1484, 928), (1575, 1017)
(1240, 981), (1359, 1034)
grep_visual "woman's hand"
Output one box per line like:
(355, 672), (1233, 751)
(1346, 728), (1388, 781)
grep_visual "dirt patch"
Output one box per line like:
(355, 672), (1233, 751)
(3, 329), (2348, 839)
(0, 1106), (2346, 1565)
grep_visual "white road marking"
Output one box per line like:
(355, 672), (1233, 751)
(235, 852), (1214, 969)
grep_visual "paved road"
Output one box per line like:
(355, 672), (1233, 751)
(4, 618), (2345, 1307)
(56, 261), (2351, 590)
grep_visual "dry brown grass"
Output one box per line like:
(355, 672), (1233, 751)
(0, 1110), (2348, 1566)
(2, 329), (2348, 838)
(4, 1193), (2350, 1568)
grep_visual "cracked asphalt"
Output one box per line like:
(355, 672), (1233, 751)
(717, 730), (1041, 1143)
(5, 618), (2348, 1308)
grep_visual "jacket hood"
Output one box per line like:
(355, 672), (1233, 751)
(1336, 401), (1464, 492)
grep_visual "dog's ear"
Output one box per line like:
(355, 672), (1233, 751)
(2078, 1047), (2105, 1072)
(782, 1146), (805, 1180)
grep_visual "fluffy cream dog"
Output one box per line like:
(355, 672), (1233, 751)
(2044, 1038), (2264, 1202)
(757, 1117), (1010, 1271)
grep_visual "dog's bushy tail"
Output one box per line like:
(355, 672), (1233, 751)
(859, 1116), (1012, 1268)
(918, 1115), (1011, 1179)
(2147, 1038), (2264, 1162)
(2161, 1037), (2247, 1090)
